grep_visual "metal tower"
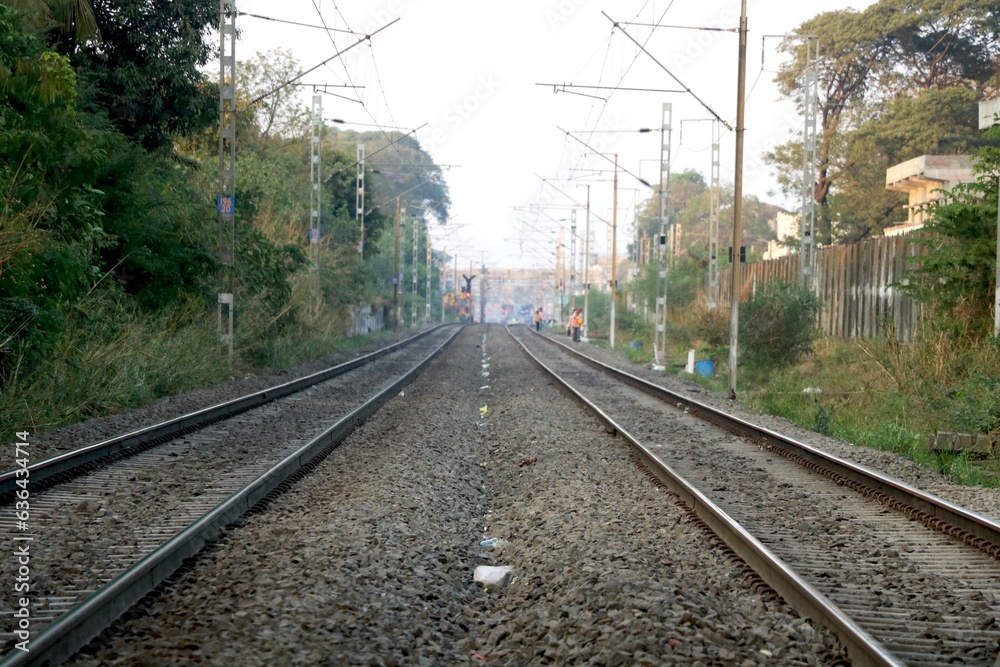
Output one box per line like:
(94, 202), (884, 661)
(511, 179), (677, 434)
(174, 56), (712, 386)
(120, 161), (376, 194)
(217, 0), (236, 355)
(310, 94), (323, 314)
(654, 102), (672, 362)
(800, 38), (820, 288)
(708, 119), (721, 310)
(356, 144), (365, 257)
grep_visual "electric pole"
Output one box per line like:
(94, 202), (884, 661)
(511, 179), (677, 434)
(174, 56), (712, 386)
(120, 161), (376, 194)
(579, 184), (591, 340)
(310, 94), (323, 317)
(357, 144), (365, 257)
(800, 37), (819, 289)
(728, 0), (748, 400)
(655, 103), (672, 363)
(217, 0), (236, 356)
(394, 197), (401, 330)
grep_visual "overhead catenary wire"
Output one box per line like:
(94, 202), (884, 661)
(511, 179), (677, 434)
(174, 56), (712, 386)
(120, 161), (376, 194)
(309, 1), (409, 162)
(538, 83), (686, 95)
(556, 126), (653, 189)
(602, 11), (732, 130)
(246, 20), (398, 107)
(237, 11), (355, 34)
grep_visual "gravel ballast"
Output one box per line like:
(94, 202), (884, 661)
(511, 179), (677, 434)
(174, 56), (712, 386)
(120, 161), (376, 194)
(67, 325), (845, 666)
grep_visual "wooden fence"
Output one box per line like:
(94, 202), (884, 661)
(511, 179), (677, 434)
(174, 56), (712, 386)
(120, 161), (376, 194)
(717, 233), (925, 342)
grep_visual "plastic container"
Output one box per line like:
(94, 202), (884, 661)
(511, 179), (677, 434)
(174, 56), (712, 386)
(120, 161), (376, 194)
(479, 537), (499, 548)
(694, 359), (715, 377)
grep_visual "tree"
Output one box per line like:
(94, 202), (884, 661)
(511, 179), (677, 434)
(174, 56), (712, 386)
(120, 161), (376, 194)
(771, 8), (887, 243)
(769, 0), (1000, 244)
(904, 126), (1000, 336)
(67, 0), (217, 150)
(5, 0), (100, 44)
(832, 86), (986, 241)
(238, 48), (309, 143)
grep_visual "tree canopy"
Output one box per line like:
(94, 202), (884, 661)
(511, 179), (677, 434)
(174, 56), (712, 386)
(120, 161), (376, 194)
(767, 0), (1000, 243)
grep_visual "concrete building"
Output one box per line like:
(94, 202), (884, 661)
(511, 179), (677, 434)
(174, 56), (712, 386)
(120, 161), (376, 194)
(762, 210), (799, 260)
(884, 155), (975, 236)
(980, 95), (1000, 130)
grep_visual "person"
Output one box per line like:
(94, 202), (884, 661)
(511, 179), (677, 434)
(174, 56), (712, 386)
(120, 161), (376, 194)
(533, 308), (542, 331)
(571, 307), (583, 342)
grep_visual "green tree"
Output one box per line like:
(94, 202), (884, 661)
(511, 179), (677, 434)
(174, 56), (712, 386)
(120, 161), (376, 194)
(768, 0), (1000, 244)
(67, 0), (217, 150)
(238, 48), (309, 143)
(739, 280), (821, 373)
(5, 0), (100, 44)
(904, 126), (1000, 336)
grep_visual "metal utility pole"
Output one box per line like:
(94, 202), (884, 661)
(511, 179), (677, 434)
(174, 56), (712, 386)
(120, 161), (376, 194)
(611, 153), (619, 349)
(681, 116), (722, 310)
(569, 209), (577, 309)
(411, 217), (419, 324)
(217, 0), (236, 356)
(310, 94), (323, 316)
(393, 197), (401, 329)
(556, 227), (566, 323)
(480, 254), (487, 323)
(425, 224), (432, 321)
(441, 245), (447, 323)
(578, 184), (591, 340)
(800, 37), (819, 288)
(709, 119), (721, 309)
(356, 144), (366, 257)
(655, 103), (673, 363)
(728, 0), (748, 400)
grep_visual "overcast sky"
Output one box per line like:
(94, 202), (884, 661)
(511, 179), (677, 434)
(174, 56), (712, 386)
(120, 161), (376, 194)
(235, 0), (876, 270)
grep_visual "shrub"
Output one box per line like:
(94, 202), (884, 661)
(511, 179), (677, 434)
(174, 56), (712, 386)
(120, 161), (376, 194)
(739, 280), (821, 372)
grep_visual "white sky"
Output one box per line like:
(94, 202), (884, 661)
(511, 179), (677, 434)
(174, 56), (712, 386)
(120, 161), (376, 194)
(235, 0), (876, 270)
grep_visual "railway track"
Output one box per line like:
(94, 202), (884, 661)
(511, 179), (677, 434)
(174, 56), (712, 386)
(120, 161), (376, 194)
(514, 326), (1000, 667)
(0, 324), (462, 666)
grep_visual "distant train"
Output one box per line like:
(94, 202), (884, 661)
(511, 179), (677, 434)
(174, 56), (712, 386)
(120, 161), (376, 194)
(442, 291), (473, 322)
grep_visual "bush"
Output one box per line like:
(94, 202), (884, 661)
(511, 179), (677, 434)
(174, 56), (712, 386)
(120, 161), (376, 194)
(739, 281), (820, 372)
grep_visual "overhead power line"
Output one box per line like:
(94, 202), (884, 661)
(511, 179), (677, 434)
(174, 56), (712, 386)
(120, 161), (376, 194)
(246, 19), (398, 107)
(237, 12), (356, 34)
(602, 11), (732, 131)
(538, 82), (685, 95)
(556, 127), (653, 189)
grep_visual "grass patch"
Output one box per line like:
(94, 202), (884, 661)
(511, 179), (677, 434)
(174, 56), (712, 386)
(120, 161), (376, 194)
(0, 290), (392, 439)
(741, 335), (1000, 488)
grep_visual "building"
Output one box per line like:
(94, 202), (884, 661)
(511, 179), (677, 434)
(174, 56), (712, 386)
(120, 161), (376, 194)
(762, 210), (799, 260)
(884, 155), (975, 236)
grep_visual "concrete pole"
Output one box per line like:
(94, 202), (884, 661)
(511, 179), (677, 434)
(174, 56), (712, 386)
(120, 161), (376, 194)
(728, 0), (748, 400)
(582, 185), (591, 340)
(611, 153), (619, 349)
(995, 177), (1000, 337)
(393, 197), (401, 330)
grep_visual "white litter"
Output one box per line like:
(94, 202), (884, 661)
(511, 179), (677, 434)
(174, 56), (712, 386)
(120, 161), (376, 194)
(474, 565), (514, 591)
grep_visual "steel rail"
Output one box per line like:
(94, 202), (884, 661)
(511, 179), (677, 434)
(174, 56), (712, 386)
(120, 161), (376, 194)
(525, 328), (1000, 554)
(0, 325), (463, 667)
(508, 325), (908, 667)
(0, 325), (453, 499)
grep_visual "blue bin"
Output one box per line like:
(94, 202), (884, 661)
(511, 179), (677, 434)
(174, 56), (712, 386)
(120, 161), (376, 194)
(694, 359), (715, 377)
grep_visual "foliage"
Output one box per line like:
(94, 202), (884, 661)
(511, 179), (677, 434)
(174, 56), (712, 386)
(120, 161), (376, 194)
(5, 0), (100, 45)
(739, 280), (821, 373)
(67, 0), (217, 150)
(0, 0), (454, 435)
(903, 127), (1000, 336)
(238, 49), (309, 142)
(0, 292), (231, 433)
(768, 0), (1000, 244)
(742, 334), (1000, 487)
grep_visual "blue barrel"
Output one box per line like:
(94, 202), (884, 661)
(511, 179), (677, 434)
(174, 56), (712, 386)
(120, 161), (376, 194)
(694, 359), (715, 377)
